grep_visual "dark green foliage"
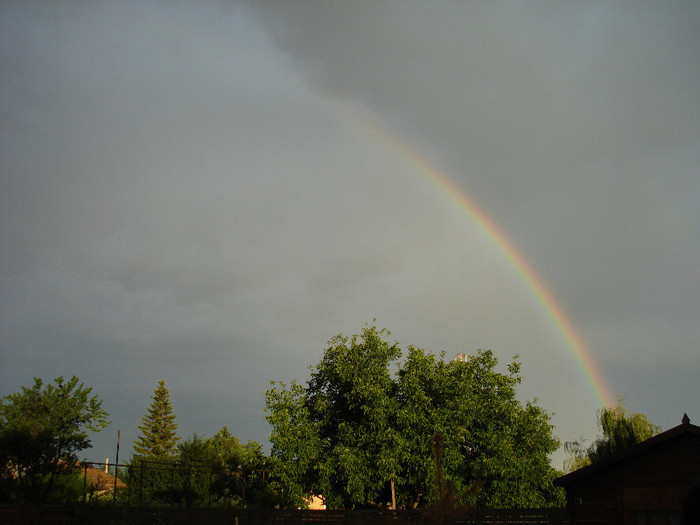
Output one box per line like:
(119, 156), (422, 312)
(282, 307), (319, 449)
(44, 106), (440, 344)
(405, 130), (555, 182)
(307, 327), (401, 509)
(395, 346), (562, 509)
(124, 457), (179, 507)
(564, 402), (661, 471)
(264, 381), (319, 509)
(265, 325), (563, 510)
(0, 376), (110, 502)
(127, 379), (181, 505)
(133, 379), (179, 459)
(176, 427), (265, 508)
(589, 403), (660, 462)
(126, 427), (273, 508)
(420, 433), (480, 525)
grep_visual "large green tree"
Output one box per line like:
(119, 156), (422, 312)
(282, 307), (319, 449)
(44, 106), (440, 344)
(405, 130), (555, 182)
(265, 380), (320, 509)
(0, 376), (110, 502)
(265, 325), (563, 509)
(395, 346), (562, 508)
(133, 379), (179, 459)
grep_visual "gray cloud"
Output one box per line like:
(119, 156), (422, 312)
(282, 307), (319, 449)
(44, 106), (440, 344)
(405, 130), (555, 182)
(252, 0), (700, 358)
(2, 1), (698, 467)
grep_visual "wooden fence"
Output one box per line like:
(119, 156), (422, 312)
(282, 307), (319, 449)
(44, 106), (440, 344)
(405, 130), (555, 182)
(0, 505), (569, 525)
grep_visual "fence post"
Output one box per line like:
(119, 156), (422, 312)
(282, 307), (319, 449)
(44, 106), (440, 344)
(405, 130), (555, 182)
(82, 464), (88, 504)
(113, 429), (120, 506)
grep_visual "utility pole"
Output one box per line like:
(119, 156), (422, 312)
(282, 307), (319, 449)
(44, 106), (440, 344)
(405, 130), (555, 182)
(113, 429), (120, 505)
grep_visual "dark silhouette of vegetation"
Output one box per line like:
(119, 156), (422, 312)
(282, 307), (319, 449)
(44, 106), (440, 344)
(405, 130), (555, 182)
(0, 376), (109, 502)
(420, 433), (480, 525)
(122, 427), (275, 508)
(175, 428), (275, 508)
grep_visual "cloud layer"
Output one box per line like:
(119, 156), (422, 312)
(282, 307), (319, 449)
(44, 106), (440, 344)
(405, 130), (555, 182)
(2, 1), (698, 466)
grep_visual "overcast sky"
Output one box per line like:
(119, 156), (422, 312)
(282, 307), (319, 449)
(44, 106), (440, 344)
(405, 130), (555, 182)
(2, 1), (698, 469)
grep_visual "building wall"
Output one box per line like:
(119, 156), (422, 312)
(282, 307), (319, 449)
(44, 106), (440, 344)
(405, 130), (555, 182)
(564, 434), (700, 525)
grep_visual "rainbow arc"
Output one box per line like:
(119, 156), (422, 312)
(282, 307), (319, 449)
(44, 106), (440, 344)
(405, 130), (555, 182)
(344, 106), (615, 408)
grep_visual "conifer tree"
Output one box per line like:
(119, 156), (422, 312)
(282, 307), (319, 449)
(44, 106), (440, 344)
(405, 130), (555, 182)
(133, 379), (179, 458)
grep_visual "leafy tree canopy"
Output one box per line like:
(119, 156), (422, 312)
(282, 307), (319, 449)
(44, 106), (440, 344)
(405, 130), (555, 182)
(0, 376), (110, 502)
(178, 427), (261, 470)
(177, 428), (273, 507)
(133, 379), (179, 459)
(265, 325), (563, 509)
(591, 403), (661, 461)
(564, 402), (661, 471)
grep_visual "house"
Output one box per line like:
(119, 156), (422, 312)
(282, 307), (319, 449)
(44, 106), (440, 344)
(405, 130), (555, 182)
(80, 463), (128, 498)
(555, 414), (700, 525)
(306, 494), (326, 510)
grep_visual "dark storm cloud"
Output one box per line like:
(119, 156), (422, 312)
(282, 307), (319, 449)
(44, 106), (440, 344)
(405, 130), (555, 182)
(251, 1), (700, 357)
(2, 1), (698, 466)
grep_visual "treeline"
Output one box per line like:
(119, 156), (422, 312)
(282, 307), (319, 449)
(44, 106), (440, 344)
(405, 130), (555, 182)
(121, 379), (277, 508)
(0, 324), (660, 510)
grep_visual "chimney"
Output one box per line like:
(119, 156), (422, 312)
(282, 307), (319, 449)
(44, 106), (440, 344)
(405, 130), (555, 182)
(105, 458), (109, 473)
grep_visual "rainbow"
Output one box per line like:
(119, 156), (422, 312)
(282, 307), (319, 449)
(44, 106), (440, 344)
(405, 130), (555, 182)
(343, 105), (615, 408)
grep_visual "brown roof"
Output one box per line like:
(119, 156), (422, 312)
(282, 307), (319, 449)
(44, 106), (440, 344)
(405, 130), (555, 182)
(81, 465), (128, 491)
(555, 413), (700, 486)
